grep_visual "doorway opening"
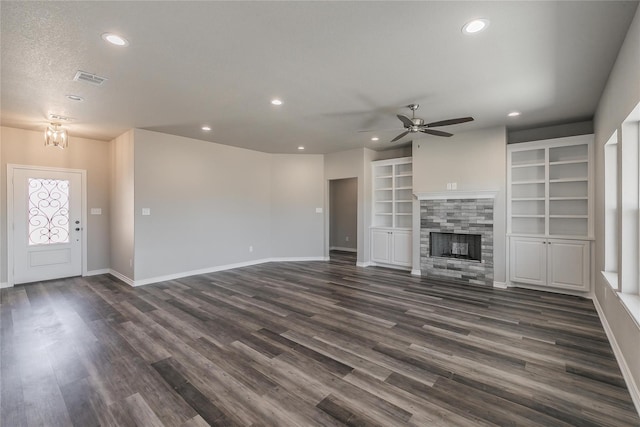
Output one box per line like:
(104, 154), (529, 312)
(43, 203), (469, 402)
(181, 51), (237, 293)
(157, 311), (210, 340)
(329, 178), (357, 265)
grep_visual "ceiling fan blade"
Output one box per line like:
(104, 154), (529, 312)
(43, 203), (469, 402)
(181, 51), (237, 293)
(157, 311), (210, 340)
(426, 117), (474, 127)
(396, 115), (414, 128)
(391, 131), (410, 142)
(421, 129), (453, 137)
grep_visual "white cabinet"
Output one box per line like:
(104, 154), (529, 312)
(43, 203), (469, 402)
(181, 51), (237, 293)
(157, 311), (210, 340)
(371, 157), (412, 269)
(507, 135), (593, 293)
(509, 237), (590, 291)
(371, 229), (412, 267)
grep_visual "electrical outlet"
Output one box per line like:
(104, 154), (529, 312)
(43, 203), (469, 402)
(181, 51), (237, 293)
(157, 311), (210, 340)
(249, 245), (253, 252)
(446, 183), (452, 190)
(451, 182), (457, 190)
(345, 236), (349, 242)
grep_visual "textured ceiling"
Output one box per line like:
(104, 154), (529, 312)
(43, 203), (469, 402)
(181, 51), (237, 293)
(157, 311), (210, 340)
(1, 1), (638, 153)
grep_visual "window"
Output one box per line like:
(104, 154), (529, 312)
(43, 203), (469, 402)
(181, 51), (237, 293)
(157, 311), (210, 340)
(603, 131), (619, 289)
(27, 178), (70, 245)
(605, 102), (640, 324)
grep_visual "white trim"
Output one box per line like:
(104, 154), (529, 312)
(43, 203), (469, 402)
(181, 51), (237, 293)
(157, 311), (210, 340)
(330, 246), (357, 253)
(85, 269), (110, 276)
(0, 282), (11, 289)
(118, 257), (329, 287)
(592, 296), (640, 415)
(108, 269), (135, 287)
(493, 281), (508, 289)
(414, 190), (498, 200)
(7, 164), (88, 287)
(356, 261), (371, 267)
(411, 269), (421, 276)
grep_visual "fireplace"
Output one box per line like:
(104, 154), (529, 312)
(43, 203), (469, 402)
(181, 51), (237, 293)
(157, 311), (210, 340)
(416, 191), (497, 286)
(430, 232), (481, 262)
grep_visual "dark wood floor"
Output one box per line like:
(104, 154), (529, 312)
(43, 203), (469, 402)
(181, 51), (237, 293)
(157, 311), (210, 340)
(2, 251), (639, 426)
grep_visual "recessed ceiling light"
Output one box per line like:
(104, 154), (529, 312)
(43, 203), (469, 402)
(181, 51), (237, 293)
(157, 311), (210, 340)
(508, 111), (521, 117)
(271, 99), (283, 106)
(462, 18), (490, 35)
(101, 32), (129, 46)
(371, 137), (380, 141)
(66, 94), (84, 102)
(298, 146), (305, 150)
(201, 126), (211, 131)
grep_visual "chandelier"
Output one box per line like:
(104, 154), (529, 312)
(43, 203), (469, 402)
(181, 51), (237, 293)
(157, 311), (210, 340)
(44, 123), (68, 149)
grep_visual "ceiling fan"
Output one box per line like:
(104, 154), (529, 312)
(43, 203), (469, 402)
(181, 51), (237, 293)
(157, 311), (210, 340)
(385, 104), (474, 142)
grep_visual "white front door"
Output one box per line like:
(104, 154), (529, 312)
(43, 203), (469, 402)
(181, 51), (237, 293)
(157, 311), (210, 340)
(11, 167), (83, 284)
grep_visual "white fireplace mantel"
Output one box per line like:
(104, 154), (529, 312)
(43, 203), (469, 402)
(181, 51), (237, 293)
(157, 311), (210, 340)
(414, 190), (498, 200)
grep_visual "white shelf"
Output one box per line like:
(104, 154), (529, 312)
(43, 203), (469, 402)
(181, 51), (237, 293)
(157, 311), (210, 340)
(512, 180), (545, 185)
(511, 162), (545, 168)
(549, 178), (588, 183)
(508, 136), (593, 239)
(372, 157), (413, 229)
(549, 159), (588, 166)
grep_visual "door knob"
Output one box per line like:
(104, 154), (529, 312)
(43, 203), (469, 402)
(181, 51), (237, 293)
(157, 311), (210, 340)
(75, 228), (80, 231)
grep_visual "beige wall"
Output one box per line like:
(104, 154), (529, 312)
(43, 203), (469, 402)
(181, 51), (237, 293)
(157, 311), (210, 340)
(593, 5), (640, 402)
(412, 126), (507, 283)
(109, 130), (135, 280)
(132, 129), (272, 282)
(271, 154), (325, 258)
(330, 178), (357, 251)
(0, 126), (111, 283)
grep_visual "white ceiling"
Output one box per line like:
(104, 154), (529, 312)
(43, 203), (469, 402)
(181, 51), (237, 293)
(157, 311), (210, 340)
(1, 1), (638, 154)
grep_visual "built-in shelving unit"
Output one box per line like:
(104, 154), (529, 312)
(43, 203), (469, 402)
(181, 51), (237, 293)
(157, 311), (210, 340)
(372, 158), (413, 229)
(371, 157), (412, 269)
(507, 135), (593, 293)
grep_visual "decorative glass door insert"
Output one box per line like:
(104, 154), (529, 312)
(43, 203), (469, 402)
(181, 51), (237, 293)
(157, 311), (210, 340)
(28, 178), (70, 245)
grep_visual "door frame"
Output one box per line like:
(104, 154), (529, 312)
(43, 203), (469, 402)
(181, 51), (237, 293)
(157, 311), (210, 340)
(7, 164), (88, 287)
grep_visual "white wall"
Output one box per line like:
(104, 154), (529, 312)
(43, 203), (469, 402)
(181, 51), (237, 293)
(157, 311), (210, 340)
(1, 126), (111, 283)
(412, 126), (507, 283)
(330, 178), (357, 251)
(132, 129), (272, 282)
(109, 130), (135, 280)
(271, 154), (325, 258)
(593, 4), (640, 405)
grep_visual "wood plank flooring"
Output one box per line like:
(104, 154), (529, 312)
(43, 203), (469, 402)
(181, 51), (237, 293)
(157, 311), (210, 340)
(1, 251), (639, 426)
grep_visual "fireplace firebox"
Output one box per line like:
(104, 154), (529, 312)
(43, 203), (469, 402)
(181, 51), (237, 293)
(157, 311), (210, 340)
(429, 232), (481, 262)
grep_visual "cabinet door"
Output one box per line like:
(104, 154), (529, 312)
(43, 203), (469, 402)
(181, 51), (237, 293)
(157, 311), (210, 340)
(371, 229), (391, 264)
(547, 239), (590, 290)
(391, 230), (412, 266)
(510, 237), (546, 286)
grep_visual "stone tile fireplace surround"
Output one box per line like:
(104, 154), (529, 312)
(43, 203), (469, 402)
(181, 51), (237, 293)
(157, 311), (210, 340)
(417, 191), (496, 286)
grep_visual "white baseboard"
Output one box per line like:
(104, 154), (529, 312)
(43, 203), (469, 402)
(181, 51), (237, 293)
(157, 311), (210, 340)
(108, 269), (136, 287)
(0, 282), (11, 289)
(330, 246), (357, 253)
(85, 268), (110, 276)
(493, 281), (508, 289)
(356, 261), (371, 267)
(122, 256), (329, 287)
(592, 296), (640, 415)
(411, 269), (421, 276)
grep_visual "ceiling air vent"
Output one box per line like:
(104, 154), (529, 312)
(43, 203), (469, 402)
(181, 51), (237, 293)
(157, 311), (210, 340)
(73, 70), (108, 86)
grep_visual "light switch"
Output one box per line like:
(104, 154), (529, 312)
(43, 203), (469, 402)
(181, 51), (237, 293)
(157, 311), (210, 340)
(90, 208), (102, 215)
(142, 208), (151, 216)
(451, 182), (457, 190)
(315, 207), (323, 213)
